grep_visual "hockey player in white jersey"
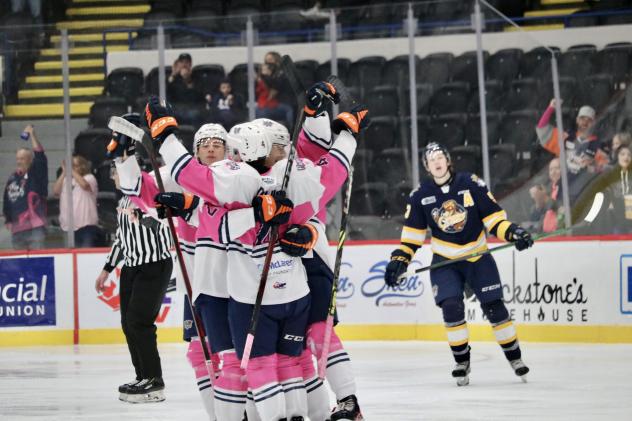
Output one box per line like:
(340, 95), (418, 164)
(144, 95), (361, 420)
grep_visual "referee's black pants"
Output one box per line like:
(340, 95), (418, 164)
(119, 258), (172, 380)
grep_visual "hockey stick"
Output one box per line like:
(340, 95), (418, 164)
(240, 55), (307, 370)
(318, 166), (353, 380)
(108, 115), (215, 381)
(397, 192), (605, 282)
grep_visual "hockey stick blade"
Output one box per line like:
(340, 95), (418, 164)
(108, 116), (145, 142)
(396, 192), (606, 283)
(583, 191), (604, 223)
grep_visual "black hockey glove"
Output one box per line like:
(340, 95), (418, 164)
(252, 191), (294, 226)
(505, 223), (534, 251)
(384, 249), (411, 287)
(304, 81), (340, 116)
(145, 95), (178, 147)
(331, 104), (370, 135)
(154, 192), (199, 221)
(280, 224), (318, 257)
(106, 131), (136, 159)
(106, 113), (140, 159)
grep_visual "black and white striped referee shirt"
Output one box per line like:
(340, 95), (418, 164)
(103, 196), (173, 271)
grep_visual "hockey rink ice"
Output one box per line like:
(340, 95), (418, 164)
(0, 341), (630, 420)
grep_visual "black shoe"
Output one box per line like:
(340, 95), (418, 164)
(331, 394), (363, 421)
(118, 378), (141, 402)
(125, 377), (166, 403)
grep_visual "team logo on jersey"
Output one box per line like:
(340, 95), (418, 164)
(431, 199), (468, 233)
(261, 175), (276, 187)
(273, 281), (287, 289)
(226, 161), (240, 171)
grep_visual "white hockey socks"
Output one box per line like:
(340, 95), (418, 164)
(247, 354), (286, 421)
(277, 354), (308, 418)
(214, 350), (247, 421)
(186, 338), (216, 420)
(300, 348), (330, 421)
(308, 321), (357, 400)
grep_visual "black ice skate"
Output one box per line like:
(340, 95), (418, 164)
(125, 377), (165, 403)
(331, 394), (363, 421)
(452, 361), (471, 386)
(510, 358), (530, 383)
(118, 378), (140, 402)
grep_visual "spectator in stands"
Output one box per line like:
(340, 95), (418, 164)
(207, 79), (244, 130)
(607, 132), (632, 165)
(11, 0), (41, 22)
(167, 53), (203, 104)
(53, 155), (100, 248)
(3, 124), (48, 249)
(255, 51), (294, 127)
(603, 144), (632, 233)
(548, 157), (562, 204)
(536, 100), (607, 203)
(524, 184), (558, 234)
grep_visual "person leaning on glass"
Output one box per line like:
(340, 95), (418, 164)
(3, 124), (48, 250)
(53, 155), (100, 247)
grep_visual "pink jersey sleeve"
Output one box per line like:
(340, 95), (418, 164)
(160, 136), (258, 210)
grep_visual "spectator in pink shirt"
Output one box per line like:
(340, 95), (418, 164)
(53, 155), (100, 247)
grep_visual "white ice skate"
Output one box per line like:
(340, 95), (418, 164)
(451, 361), (470, 387)
(510, 359), (529, 383)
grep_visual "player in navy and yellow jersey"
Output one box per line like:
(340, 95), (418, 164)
(384, 142), (533, 386)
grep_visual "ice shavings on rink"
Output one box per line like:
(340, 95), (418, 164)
(0, 341), (630, 420)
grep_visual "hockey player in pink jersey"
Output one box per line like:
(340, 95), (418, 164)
(144, 95), (364, 421)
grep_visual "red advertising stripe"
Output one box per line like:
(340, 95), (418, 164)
(72, 251), (79, 345)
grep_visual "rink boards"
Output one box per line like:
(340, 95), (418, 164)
(1, 239), (632, 346)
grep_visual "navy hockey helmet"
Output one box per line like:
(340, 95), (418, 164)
(422, 142), (451, 170)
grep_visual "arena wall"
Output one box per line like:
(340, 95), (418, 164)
(1, 238), (631, 346)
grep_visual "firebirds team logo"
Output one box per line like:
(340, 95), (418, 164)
(431, 199), (468, 233)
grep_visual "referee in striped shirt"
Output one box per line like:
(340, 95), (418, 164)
(95, 116), (174, 403)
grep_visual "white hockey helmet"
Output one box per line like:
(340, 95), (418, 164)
(194, 123), (227, 154)
(252, 118), (290, 146)
(227, 122), (271, 162)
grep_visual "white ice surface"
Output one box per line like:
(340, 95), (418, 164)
(0, 341), (631, 420)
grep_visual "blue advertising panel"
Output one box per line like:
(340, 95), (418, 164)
(0, 257), (56, 327)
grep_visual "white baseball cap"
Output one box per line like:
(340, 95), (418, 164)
(577, 105), (596, 120)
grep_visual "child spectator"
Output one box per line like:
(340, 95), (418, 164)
(207, 79), (244, 130)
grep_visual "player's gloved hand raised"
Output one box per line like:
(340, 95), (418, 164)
(252, 191), (293, 226)
(154, 192), (199, 221)
(384, 249), (411, 287)
(145, 95), (178, 147)
(106, 131), (136, 159)
(332, 104), (370, 135)
(280, 224), (318, 257)
(106, 113), (140, 159)
(305, 81), (340, 116)
(505, 223), (534, 251)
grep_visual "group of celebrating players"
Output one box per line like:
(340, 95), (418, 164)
(105, 73), (535, 420)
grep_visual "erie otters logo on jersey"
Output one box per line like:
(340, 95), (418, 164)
(431, 199), (468, 233)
